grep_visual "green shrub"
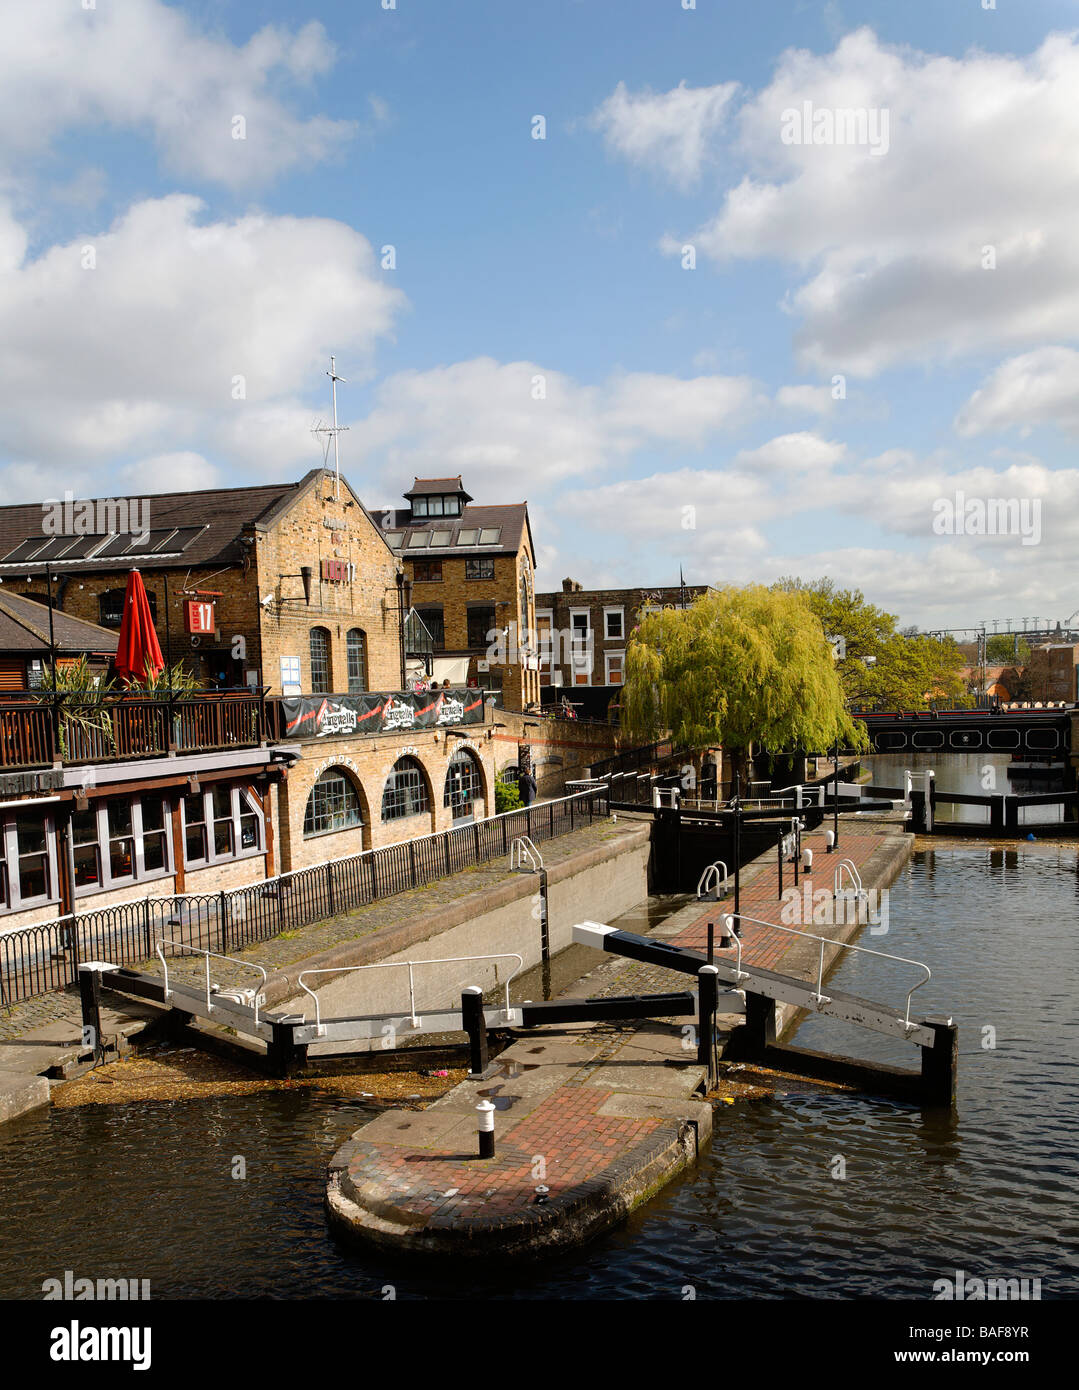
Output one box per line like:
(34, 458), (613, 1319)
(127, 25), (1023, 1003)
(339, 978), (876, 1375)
(495, 780), (522, 814)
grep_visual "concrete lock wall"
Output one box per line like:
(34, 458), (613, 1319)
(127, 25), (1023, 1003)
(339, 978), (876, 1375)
(299, 826), (650, 1023)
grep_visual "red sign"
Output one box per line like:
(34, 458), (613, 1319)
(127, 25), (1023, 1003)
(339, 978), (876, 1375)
(184, 600), (215, 634)
(321, 559), (347, 583)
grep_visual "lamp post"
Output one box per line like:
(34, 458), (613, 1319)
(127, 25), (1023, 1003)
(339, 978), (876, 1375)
(833, 739), (840, 850)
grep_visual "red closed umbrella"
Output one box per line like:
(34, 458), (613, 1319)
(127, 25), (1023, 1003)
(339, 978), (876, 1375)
(114, 569), (165, 686)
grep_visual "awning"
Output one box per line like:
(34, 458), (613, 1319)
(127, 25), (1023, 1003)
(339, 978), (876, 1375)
(432, 656), (470, 684)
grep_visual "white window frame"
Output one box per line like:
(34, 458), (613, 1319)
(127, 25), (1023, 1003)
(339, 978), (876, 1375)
(569, 608), (593, 683)
(604, 606), (625, 640)
(181, 784), (264, 869)
(72, 794), (174, 898)
(0, 809), (60, 912)
(604, 650), (625, 685)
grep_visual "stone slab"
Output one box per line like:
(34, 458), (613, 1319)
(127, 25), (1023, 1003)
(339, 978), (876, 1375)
(0, 1069), (51, 1125)
(584, 1059), (707, 1097)
(597, 1091), (714, 1143)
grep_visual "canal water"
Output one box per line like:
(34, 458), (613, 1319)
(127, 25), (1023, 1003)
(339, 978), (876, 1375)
(1, 844), (1076, 1299)
(865, 752), (1068, 826)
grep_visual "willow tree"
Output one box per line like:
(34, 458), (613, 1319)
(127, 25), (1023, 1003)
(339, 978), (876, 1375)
(621, 584), (866, 783)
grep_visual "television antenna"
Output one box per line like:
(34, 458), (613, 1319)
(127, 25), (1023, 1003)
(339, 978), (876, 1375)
(311, 355), (349, 500)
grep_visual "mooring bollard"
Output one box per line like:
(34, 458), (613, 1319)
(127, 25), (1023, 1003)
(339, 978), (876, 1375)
(476, 1099), (496, 1158)
(802, 847), (813, 873)
(462, 986), (488, 1076)
(697, 964), (719, 1080)
(825, 829), (835, 854)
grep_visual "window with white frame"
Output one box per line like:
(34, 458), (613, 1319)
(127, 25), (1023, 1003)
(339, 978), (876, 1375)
(570, 608), (592, 684)
(382, 757), (430, 822)
(0, 808), (58, 911)
(605, 651), (625, 685)
(182, 784), (263, 867)
(536, 608), (553, 685)
(604, 607), (624, 640)
(70, 792), (172, 894)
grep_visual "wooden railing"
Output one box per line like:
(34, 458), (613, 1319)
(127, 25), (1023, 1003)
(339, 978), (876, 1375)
(0, 691), (266, 770)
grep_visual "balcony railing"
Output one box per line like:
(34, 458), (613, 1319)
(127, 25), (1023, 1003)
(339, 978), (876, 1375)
(0, 686), (489, 771)
(0, 691), (266, 770)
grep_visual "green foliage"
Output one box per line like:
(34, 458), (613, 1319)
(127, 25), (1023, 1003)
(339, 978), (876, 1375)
(985, 634), (1031, 666)
(622, 584), (866, 756)
(125, 661), (203, 696)
(495, 780), (522, 814)
(38, 655), (112, 697)
(773, 577), (966, 709)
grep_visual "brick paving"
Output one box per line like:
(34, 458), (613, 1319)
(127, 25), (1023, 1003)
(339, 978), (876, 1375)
(331, 820), (912, 1249)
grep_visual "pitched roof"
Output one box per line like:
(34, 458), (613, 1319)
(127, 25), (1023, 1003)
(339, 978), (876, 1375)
(0, 468), (402, 574)
(404, 476), (471, 498)
(0, 479), (304, 573)
(0, 591), (119, 655)
(380, 503), (530, 558)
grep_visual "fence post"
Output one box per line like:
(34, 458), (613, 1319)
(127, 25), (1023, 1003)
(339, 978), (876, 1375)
(408, 840), (418, 889)
(142, 898), (153, 961)
(326, 861), (336, 917)
(527, 807), (534, 840)
(370, 851), (380, 901)
(444, 832), (452, 876)
(473, 821), (481, 864)
(218, 890), (229, 954)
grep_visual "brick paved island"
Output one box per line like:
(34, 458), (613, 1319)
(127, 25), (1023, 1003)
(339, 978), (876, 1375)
(326, 820), (915, 1257)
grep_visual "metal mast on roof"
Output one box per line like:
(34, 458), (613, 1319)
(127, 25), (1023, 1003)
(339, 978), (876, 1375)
(312, 356), (349, 500)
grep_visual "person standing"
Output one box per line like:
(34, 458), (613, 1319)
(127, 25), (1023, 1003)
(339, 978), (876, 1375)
(518, 767), (537, 806)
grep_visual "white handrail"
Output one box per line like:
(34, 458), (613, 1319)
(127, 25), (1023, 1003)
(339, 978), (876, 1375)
(296, 951), (525, 1037)
(719, 912), (930, 1032)
(509, 835), (543, 871)
(696, 860), (730, 901)
(154, 938), (269, 1029)
(833, 858), (866, 899)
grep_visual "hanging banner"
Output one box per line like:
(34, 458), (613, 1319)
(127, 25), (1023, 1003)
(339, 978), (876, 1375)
(279, 688), (485, 740)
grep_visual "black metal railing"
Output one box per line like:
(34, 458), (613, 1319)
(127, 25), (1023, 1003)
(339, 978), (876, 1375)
(0, 786), (610, 1006)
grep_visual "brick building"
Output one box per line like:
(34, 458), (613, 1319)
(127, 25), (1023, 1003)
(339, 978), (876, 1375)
(379, 476), (540, 709)
(535, 577), (708, 717)
(0, 468), (408, 695)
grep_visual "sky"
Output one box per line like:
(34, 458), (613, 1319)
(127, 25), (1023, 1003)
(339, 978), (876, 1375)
(2, 0), (1079, 631)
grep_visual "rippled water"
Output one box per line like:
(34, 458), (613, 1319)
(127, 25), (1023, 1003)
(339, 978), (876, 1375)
(1, 845), (1076, 1299)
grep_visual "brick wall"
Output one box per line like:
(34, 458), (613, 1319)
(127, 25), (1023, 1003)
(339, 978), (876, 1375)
(254, 476), (402, 694)
(493, 710), (622, 799)
(278, 718), (501, 869)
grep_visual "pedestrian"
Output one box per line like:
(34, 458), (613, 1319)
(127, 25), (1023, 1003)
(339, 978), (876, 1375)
(519, 768), (537, 806)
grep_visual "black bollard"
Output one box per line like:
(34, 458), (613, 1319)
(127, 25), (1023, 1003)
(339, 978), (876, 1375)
(78, 964), (103, 1056)
(462, 986), (488, 1076)
(697, 964), (719, 1081)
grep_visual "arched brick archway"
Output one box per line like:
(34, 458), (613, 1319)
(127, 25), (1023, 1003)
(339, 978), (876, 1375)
(302, 765), (372, 852)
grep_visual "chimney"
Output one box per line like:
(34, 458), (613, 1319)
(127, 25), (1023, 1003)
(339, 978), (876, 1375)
(562, 577), (583, 593)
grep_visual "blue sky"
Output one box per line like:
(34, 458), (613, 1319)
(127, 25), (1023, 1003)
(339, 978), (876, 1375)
(3, 0), (1079, 630)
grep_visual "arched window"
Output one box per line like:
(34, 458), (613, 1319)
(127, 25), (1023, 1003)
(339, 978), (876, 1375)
(304, 769), (364, 838)
(346, 628), (367, 693)
(382, 757), (430, 822)
(444, 748), (483, 817)
(309, 627), (330, 693)
(498, 764), (520, 788)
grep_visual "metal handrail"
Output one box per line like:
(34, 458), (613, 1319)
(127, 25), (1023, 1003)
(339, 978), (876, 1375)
(696, 860), (730, 901)
(296, 951), (525, 1037)
(719, 912), (931, 1032)
(509, 835), (543, 872)
(833, 859), (867, 900)
(155, 938), (269, 1029)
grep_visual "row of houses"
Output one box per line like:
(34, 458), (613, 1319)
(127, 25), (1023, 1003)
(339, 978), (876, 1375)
(0, 466), (696, 935)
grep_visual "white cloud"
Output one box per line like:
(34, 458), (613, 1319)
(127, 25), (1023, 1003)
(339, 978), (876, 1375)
(351, 359), (762, 502)
(955, 347), (1079, 437)
(589, 79), (738, 188)
(733, 431), (845, 473)
(776, 383), (836, 416)
(596, 29), (1079, 374)
(0, 195), (405, 494)
(0, 1), (353, 188)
